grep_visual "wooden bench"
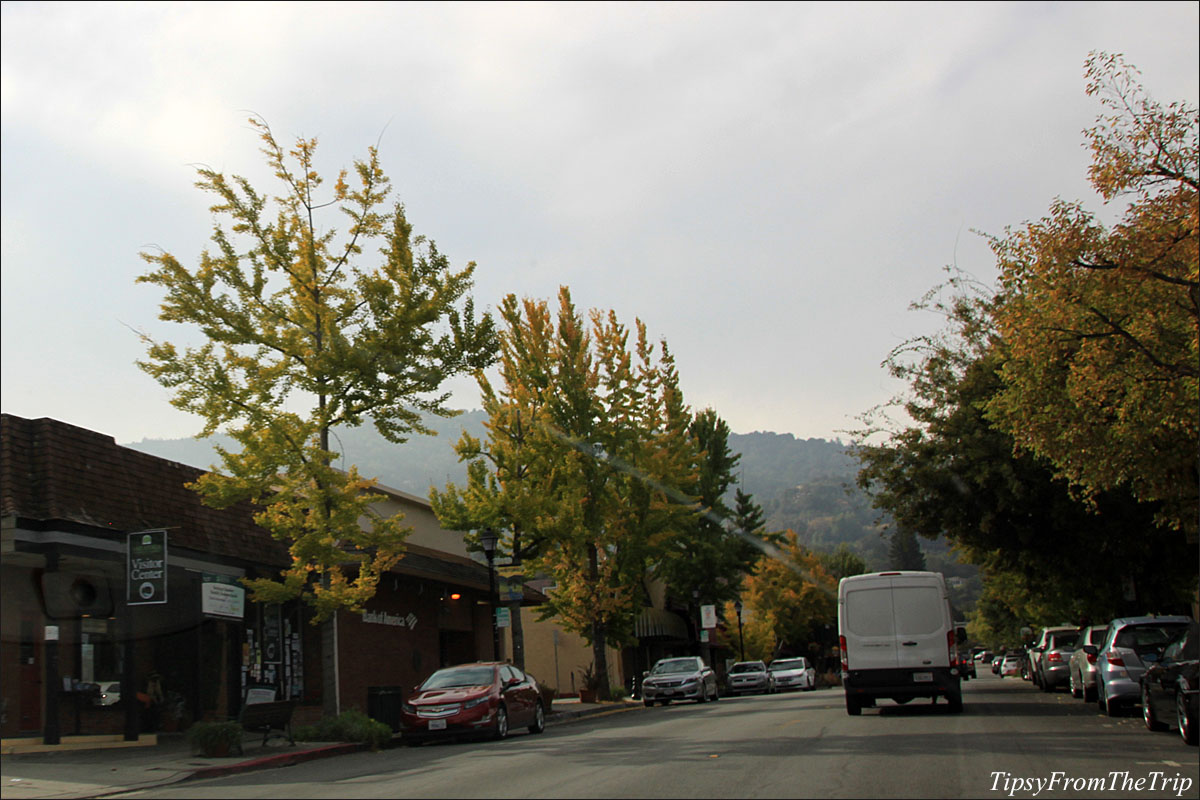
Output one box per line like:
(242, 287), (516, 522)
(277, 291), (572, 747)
(235, 699), (296, 754)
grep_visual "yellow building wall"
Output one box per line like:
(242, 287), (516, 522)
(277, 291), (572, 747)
(508, 611), (624, 697)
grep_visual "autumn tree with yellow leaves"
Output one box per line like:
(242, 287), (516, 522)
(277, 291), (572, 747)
(137, 119), (496, 713)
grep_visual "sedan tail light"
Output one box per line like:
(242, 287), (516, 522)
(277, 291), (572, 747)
(1047, 652), (1064, 664)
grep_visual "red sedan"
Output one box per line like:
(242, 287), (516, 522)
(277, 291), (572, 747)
(400, 662), (546, 743)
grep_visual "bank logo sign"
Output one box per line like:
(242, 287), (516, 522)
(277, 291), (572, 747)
(127, 530), (168, 605)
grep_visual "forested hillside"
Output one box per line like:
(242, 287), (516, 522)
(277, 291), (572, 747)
(125, 415), (977, 596)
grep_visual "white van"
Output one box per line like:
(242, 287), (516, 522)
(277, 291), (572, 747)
(838, 571), (965, 715)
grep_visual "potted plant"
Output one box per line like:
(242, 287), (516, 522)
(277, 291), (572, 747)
(187, 720), (244, 757)
(577, 663), (602, 703)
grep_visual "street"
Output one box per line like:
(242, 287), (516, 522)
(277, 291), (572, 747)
(117, 673), (1199, 799)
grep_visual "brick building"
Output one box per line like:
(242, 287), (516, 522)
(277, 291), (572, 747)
(0, 414), (539, 745)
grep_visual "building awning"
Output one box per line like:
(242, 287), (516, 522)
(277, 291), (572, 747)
(635, 607), (689, 640)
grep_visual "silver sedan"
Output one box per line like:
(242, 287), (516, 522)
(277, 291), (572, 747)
(642, 657), (719, 706)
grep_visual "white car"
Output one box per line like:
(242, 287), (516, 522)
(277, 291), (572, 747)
(769, 658), (816, 691)
(96, 682), (121, 706)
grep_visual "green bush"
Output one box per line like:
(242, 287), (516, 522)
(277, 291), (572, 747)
(186, 720), (243, 756)
(294, 709), (392, 750)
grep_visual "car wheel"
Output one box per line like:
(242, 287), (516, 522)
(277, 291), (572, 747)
(1102, 685), (1121, 717)
(1083, 677), (1097, 703)
(845, 694), (861, 716)
(493, 704), (509, 740)
(947, 687), (964, 714)
(1097, 680), (1107, 712)
(1143, 684), (1166, 732)
(697, 684), (709, 703)
(1178, 688), (1198, 745)
(1070, 670), (1082, 699)
(528, 701), (546, 735)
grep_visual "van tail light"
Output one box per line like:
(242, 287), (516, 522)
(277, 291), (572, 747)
(947, 631), (956, 665)
(839, 635), (848, 672)
(1106, 651), (1125, 667)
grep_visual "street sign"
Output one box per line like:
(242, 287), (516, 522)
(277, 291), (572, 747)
(127, 530), (168, 605)
(495, 607), (511, 628)
(497, 564), (525, 578)
(700, 604), (717, 629)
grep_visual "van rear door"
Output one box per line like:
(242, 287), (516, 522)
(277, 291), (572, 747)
(842, 580), (899, 670)
(891, 582), (951, 670)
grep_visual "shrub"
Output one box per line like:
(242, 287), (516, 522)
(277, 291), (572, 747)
(294, 709), (392, 750)
(186, 720), (243, 757)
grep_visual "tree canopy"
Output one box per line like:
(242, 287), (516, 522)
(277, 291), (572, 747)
(985, 53), (1198, 540)
(137, 118), (496, 621)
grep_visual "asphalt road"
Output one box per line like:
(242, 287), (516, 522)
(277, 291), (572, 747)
(118, 673), (1199, 799)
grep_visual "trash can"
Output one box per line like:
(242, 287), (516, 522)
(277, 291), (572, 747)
(367, 686), (406, 732)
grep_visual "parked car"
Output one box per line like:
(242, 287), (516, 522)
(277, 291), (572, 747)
(726, 661), (774, 695)
(1140, 621), (1198, 745)
(1000, 651), (1024, 677)
(95, 682), (121, 706)
(975, 650), (994, 665)
(992, 654), (1005, 675)
(642, 657), (719, 706)
(768, 657), (816, 691)
(1029, 626), (1077, 689)
(1068, 625), (1108, 701)
(1034, 630), (1078, 692)
(400, 662), (545, 743)
(1086, 616), (1192, 716)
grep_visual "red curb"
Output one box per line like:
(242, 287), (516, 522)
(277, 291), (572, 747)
(186, 742), (367, 781)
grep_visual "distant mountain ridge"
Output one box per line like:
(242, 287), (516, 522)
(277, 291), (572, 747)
(123, 414), (877, 558)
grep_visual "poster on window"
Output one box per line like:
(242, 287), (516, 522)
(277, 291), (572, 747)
(262, 605), (283, 665)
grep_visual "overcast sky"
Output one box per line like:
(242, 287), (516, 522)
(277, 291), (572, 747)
(3, 2), (1197, 447)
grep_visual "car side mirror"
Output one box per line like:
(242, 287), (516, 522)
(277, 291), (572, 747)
(643, 671), (650, 679)
(1082, 645), (1098, 657)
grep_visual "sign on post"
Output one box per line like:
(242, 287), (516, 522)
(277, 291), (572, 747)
(700, 604), (717, 629)
(201, 573), (245, 619)
(495, 607), (511, 628)
(127, 530), (168, 605)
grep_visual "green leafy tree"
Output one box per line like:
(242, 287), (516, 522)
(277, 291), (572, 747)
(985, 53), (1198, 540)
(437, 288), (694, 698)
(819, 543), (867, 582)
(656, 409), (761, 649)
(136, 118), (496, 712)
(888, 528), (926, 571)
(854, 271), (1195, 621)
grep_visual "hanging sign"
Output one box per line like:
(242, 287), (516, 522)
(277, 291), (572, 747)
(201, 573), (245, 619)
(127, 530), (168, 605)
(700, 604), (717, 629)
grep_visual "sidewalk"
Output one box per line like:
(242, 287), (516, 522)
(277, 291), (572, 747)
(0, 698), (643, 799)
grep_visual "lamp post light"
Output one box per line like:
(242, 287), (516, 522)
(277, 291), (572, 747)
(735, 599), (745, 662)
(480, 527), (501, 661)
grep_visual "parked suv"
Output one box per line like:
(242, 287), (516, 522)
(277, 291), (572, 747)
(727, 661), (774, 695)
(1086, 616), (1192, 716)
(1029, 626), (1077, 689)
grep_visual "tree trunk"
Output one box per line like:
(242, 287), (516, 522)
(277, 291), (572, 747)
(588, 543), (611, 700)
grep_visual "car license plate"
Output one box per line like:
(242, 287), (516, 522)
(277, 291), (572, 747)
(913, 672), (933, 682)
(428, 719), (447, 730)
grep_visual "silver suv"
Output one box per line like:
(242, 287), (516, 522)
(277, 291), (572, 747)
(1030, 626), (1078, 690)
(1086, 616), (1192, 716)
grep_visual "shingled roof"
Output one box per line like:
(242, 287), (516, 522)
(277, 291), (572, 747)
(1, 414), (289, 567)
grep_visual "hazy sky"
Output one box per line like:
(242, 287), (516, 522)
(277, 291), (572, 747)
(3, 2), (1197, 446)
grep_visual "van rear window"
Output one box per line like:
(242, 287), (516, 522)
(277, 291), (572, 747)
(844, 588), (894, 636)
(892, 587), (945, 635)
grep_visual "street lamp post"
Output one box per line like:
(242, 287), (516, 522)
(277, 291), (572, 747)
(735, 599), (745, 662)
(481, 527), (501, 661)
